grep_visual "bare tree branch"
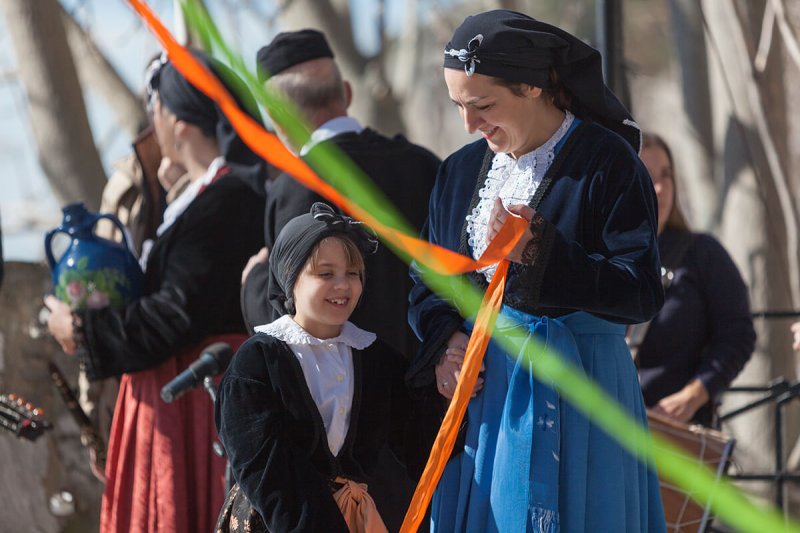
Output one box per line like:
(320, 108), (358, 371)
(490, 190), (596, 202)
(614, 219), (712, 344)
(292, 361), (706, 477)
(59, 3), (148, 138)
(0, 0), (106, 209)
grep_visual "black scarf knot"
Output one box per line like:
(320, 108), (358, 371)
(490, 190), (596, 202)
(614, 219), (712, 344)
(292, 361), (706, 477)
(310, 203), (379, 256)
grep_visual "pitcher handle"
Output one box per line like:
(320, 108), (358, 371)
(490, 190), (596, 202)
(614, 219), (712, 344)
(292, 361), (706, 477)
(95, 214), (137, 256)
(44, 227), (67, 270)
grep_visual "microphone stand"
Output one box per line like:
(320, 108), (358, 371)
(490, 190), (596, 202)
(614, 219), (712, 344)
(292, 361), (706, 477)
(200, 376), (233, 493)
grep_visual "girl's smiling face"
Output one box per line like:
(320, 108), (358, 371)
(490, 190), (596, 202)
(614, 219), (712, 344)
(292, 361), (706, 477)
(292, 237), (364, 339)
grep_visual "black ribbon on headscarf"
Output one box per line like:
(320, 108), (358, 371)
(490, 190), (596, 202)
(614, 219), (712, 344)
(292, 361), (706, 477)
(267, 203), (378, 317)
(444, 9), (640, 151)
(147, 50), (269, 193)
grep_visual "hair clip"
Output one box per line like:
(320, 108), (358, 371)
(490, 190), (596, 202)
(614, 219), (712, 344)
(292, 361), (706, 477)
(445, 34), (483, 76)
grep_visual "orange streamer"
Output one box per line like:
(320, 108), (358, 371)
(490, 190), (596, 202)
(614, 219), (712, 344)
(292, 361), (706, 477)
(399, 260), (509, 532)
(125, 0), (527, 275)
(124, 2), (524, 530)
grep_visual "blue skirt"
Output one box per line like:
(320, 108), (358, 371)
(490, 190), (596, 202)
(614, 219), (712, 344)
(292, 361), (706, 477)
(430, 308), (666, 532)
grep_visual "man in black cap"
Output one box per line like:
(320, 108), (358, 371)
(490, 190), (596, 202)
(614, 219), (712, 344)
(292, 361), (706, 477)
(240, 28), (439, 531)
(242, 29), (439, 357)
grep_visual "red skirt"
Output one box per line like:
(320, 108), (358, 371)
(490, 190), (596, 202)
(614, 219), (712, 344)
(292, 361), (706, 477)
(100, 335), (247, 533)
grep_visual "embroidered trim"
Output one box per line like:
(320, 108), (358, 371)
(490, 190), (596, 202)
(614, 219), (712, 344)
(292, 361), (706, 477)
(71, 312), (86, 351)
(531, 507), (560, 533)
(466, 111), (574, 282)
(520, 212), (550, 266)
(254, 315), (376, 350)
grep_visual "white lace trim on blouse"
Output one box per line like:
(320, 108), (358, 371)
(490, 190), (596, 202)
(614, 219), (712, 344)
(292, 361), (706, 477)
(466, 110), (574, 282)
(254, 315), (377, 350)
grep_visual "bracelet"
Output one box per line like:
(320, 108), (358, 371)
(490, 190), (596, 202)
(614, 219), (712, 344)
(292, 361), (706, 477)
(71, 312), (86, 351)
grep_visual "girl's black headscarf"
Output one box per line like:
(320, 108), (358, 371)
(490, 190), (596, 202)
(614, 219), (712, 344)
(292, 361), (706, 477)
(444, 9), (640, 152)
(267, 203), (378, 317)
(147, 50), (269, 193)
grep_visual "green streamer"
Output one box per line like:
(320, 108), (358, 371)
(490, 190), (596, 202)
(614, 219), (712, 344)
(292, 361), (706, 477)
(176, 3), (800, 531)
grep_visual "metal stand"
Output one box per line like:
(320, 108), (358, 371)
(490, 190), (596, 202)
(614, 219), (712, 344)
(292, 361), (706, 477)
(201, 376), (234, 493)
(717, 379), (800, 512)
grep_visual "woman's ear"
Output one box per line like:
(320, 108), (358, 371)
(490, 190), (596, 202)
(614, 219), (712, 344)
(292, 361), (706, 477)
(526, 85), (543, 98)
(174, 119), (190, 141)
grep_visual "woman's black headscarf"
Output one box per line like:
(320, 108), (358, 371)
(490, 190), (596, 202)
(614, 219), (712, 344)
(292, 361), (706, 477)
(146, 50), (269, 193)
(267, 203), (378, 317)
(444, 9), (640, 151)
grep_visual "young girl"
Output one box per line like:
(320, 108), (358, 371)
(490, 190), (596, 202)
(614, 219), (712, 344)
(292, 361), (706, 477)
(215, 203), (410, 533)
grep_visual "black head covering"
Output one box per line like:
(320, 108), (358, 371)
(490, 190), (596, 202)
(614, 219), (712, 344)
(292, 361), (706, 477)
(147, 50), (269, 193)
(267, 203), (378, 317)
(256, 29), (335, 83)
(444, 9), (640, 151)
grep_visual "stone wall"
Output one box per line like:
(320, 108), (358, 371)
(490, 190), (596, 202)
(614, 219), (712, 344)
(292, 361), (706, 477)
(0, 262), (102, 532)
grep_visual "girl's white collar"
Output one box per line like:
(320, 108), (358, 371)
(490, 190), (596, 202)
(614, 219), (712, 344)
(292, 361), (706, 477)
(254, 315), (376, 350)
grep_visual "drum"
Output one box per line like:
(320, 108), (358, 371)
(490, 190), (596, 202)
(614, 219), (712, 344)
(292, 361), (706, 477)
(647, 410), (736, 533)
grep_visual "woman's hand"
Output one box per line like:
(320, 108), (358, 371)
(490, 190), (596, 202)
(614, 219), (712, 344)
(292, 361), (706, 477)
(157, 156), (187, 191)
(44, 295), (78, 355)
(791, 321), (800, 351)
(486, 197), (537, 264)
(651, 379), (710, 423)
(435, 331), (484, 400)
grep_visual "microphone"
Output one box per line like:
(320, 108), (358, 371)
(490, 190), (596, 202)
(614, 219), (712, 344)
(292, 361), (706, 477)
(160, 342), (233, 403)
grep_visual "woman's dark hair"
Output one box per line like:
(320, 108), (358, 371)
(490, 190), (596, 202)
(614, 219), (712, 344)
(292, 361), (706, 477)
(493, 68), (579, 114)
(642, 132), (690, 231)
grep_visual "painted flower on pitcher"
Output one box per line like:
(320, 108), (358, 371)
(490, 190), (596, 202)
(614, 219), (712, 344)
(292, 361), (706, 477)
(67, 281), (86, 304)
(86, 290), (110, 309)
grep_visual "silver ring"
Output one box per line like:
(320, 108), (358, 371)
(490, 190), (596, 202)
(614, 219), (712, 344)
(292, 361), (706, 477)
(442, 380), (450, 387)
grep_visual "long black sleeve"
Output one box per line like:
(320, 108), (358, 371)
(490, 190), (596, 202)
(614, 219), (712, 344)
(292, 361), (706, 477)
(81, 176), (264, 380)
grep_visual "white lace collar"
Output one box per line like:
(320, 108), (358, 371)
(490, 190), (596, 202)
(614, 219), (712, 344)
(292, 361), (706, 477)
(254, 315), (376, 350)
(466, 111), (574, 281)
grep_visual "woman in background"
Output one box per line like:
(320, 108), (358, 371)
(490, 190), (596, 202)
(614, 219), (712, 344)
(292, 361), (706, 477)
(635, 132), (755, 426)
(45, 51), (267, 533)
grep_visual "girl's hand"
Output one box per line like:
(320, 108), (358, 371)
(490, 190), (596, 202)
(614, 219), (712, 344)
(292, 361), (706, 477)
(435, 331), (485, 400)
(651, 379), (710, 423)
(486, 197), (537, 264)
(44, 295), (78, 355)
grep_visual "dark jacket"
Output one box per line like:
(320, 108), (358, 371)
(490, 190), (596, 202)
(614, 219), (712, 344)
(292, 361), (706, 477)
(408, 121), (664, 388)
(241, 128), (439, 360)
(215, 333), (412, 532)
(80, 170), (265, 379)
(638, 227), (755, 425)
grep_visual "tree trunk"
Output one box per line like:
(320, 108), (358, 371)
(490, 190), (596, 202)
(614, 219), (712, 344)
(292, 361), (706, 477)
(278, 0), (407, 136)
(0, 0), (106, 210)
(60, 4), (149, 139)
(703, 0), (800, 510)
(669, 0), (716, 229)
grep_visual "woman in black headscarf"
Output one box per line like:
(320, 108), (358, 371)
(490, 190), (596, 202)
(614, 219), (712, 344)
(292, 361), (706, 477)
(45, 51), (267, 533)
(407, 10), (666, 532)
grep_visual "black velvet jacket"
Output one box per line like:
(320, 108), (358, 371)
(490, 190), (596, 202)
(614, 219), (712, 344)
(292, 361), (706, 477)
(408, 121), (664, 387)
(215, 333), (413, 533)
(638, 228), (755, 425)
(241, 128), (439, 359)
(80, 171), (265, 379)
